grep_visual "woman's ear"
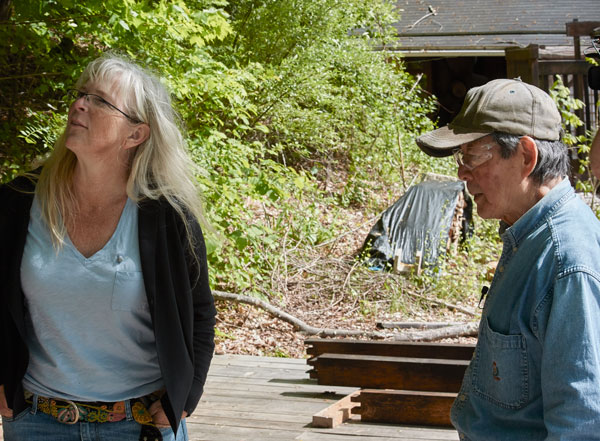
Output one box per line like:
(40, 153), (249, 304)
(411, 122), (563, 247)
(519, 136), (538, 178)
(124, 123), (150, 150)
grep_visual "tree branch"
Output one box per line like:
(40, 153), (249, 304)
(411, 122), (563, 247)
(394, 322), (479, 342)
(213, 290), (479, 341)
(214, 290), (387, 338)
(0, 72), (62, 81)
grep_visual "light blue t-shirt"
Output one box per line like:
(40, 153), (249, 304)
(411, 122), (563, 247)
(20, 196), (164, 402)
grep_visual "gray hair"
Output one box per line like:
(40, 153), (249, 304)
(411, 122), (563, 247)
(37, 53), (209, 251)
(492, 132), (570, 185)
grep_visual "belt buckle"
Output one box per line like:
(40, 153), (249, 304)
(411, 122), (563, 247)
(56, 400), (80, 425)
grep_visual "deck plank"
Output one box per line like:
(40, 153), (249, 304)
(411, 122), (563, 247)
(0, 354), (459, 441)
(189, 354), (459, 440)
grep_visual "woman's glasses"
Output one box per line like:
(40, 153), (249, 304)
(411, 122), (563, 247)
(453, 143), (494, 170)
(66, 89), (142, 124)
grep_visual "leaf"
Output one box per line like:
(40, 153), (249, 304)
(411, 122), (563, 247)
(190, 35), (205, 46)
(293, 176), (305, 190)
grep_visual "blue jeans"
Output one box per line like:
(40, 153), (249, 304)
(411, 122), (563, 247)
(2, 398), (188, 441)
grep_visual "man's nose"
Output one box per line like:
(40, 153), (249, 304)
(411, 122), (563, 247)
(457, 164), (472, 181)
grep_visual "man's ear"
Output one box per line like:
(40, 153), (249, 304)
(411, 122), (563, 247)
(124, 123), (150, 150)
(519, 136), (538, 178)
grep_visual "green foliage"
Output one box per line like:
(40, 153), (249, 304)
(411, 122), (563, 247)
(1, 0), (440, 303)
(549, 75), (586, 148)
(221, 0), (438, 225)
(549, 75), (597, 197)
(267, 347), (290, 358)
(226, 0), (399, 66)
(1, 0), (238, 180)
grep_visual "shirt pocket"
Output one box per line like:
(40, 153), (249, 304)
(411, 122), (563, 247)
(471, 317), (529, 409)
(112, 271), (149, 312)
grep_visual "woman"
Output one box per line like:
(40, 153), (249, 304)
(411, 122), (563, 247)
(0, 54), (216, 441)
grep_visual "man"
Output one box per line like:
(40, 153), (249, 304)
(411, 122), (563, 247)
(416, 78), (600, 440)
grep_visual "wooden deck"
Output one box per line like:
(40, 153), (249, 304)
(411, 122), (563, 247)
(0, 354), (460, 440)
(187, 354), (459, 440)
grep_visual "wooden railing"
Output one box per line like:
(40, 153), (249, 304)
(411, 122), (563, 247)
(506, 20), (600, 135)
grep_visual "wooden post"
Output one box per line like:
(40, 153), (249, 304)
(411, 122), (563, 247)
(505, 45), (540, 87)
(571, 19), (586, 136)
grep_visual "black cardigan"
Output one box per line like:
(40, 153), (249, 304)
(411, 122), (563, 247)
(0, 175), (216, 433)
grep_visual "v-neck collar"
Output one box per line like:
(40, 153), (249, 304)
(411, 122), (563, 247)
(66, 198), (134, 263)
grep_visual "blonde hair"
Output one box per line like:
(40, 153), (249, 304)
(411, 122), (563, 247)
(37, 53), (209, 250)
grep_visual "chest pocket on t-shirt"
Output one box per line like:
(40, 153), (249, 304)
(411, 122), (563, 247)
(471, 317), (529, 409)
(112, 271), (149, 311)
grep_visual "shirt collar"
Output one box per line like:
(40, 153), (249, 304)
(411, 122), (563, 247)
(502, 178), (573, 246)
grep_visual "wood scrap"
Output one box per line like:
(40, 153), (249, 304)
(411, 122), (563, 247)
(311, 391), (360, 428)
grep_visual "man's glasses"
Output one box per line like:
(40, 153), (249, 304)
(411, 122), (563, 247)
(453, 143), (494, 170)
(66, 89), (142, 124)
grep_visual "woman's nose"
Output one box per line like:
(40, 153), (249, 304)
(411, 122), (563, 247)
(72, 96), (89, 112)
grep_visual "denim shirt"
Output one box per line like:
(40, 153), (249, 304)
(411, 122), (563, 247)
(451, 179), (600, 440)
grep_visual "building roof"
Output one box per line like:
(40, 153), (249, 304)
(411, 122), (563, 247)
(391, 0), (600, 56)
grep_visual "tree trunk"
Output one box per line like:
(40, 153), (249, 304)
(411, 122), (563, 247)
(0, 0), (12, 21)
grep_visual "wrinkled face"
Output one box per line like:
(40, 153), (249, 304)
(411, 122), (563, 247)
(65, 81), (136, 161)
(456, 135), (526, 225)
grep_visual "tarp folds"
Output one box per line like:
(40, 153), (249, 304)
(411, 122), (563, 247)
(361, 180), (472, 271)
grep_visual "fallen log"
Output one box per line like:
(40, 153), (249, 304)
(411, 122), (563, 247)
(376, 321), (462, 329)
(213, 290), (479, 341)
(213, 290), (387, 338)
(395, 322), (478, 342)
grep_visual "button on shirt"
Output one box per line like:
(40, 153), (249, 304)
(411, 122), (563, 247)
(451, 179), (600, 440)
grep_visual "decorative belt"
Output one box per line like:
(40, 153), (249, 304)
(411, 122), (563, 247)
(24, 390), (163, 440)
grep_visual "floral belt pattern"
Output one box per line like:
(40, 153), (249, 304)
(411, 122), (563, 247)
(24, 390), (156, 426)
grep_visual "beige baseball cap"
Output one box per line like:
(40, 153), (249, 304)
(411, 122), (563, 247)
(416, 78), (562, 157)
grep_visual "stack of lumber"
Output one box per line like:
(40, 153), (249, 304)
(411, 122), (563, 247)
(305, 338), (475, 428)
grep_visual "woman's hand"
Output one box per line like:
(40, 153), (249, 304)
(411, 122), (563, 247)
(148, 399), (187, 428)
(0, 385), (14, 418)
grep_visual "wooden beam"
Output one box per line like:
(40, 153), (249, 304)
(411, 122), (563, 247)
(305, 337), (475, 361)
(311, 391), (360, 428)
(538, 60), (590, 76)
(566, 21), (600, 37)
(308, 353), (468, 392)
(352, 389), (456, 427)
